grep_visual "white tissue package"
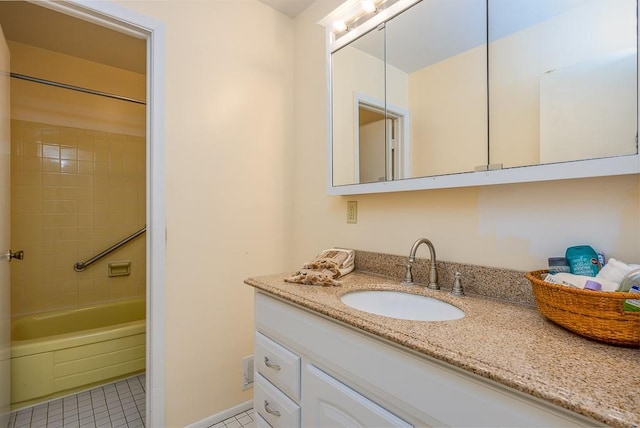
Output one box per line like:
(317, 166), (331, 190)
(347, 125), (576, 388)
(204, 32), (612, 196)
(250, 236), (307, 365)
(596, 258), (640, 285)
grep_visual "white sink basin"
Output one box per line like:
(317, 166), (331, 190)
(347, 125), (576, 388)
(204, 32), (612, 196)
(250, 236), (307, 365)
(340, 290), (464, 321)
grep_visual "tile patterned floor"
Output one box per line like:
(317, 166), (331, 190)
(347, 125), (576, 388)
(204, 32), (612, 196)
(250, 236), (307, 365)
(6, 373), (255, 428)
(206, 410), (255, 428)
(7, 375), (146, 428)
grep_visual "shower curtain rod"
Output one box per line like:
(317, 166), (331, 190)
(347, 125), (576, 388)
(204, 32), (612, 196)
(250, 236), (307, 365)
(9, 72), (146, 105)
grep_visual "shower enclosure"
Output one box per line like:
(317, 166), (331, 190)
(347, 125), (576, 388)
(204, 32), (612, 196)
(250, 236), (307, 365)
(7, 31), (147, 407)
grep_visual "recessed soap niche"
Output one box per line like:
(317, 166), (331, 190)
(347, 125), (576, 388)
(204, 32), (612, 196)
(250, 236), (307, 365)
(108, 261), (131, 277)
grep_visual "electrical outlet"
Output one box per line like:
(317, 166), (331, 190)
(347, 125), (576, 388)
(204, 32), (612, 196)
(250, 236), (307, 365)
(242, 355), (254, 390)
(347, 201), (357, 224)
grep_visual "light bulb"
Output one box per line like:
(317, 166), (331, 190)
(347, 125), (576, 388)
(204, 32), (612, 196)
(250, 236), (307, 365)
(333, 20), (348, 32)
(362, 1), (377, 13)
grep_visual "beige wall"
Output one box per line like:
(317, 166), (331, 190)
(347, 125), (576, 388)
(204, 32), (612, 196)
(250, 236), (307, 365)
(9, 43), (146, 317)
(112, 1), (294, 426)
(293, 2), (640, 271)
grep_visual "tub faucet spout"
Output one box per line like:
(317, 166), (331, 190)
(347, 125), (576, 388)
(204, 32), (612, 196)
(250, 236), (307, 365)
(403, 238), (439, 290)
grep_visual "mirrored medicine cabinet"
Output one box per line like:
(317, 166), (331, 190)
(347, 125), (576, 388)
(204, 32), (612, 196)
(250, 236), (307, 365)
(325, 0), (640, 195)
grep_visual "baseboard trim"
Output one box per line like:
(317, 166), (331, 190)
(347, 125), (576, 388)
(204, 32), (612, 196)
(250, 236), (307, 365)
(185, 400), (253, 428)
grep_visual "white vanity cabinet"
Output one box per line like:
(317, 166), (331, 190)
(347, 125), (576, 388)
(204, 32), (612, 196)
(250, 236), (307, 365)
(254, 317), (409, 427)
(254, 291), (602, 428)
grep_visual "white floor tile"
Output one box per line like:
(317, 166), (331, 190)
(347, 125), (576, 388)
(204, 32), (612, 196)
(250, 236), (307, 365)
(7, 373), (255, 428)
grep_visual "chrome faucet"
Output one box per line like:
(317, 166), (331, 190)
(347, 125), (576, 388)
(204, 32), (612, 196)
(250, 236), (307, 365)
(403, 238), (439, 289)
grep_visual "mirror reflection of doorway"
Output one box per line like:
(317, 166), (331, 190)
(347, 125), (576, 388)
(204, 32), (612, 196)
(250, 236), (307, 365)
(356, 100), (408, 183)
(358, 106), (387, 183)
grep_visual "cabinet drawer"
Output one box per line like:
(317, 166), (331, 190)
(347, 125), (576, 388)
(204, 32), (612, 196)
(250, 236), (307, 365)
(255, 331), (301, 401)
(255, 373), (300, 428)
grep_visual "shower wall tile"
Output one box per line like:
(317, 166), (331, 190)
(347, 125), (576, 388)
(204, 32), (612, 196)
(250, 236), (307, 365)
(10, 119), (146, 318)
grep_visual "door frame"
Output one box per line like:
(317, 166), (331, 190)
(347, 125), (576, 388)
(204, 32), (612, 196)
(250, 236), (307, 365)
(31, 1), (167, 426)
(354, 92), (410, 182)
(1, 22), (11, 428)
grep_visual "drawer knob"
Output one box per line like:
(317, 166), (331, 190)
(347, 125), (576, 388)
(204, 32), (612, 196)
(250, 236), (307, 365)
(264, 400), (281, 417)
(264, 356), (281, 371)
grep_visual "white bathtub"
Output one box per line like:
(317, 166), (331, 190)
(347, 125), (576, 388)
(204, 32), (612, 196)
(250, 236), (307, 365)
(11, 298), (145, 407)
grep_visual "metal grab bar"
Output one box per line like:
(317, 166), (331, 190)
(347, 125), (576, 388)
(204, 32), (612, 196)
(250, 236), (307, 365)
(74, 226), (146, 272)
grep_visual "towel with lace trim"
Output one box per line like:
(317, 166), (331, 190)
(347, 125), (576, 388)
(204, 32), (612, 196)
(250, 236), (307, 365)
(284, 248), (355, 286)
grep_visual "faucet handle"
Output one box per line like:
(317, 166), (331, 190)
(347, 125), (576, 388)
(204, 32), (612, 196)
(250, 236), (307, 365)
(401, 262), (414, 285)
(449, 272), (465, 297)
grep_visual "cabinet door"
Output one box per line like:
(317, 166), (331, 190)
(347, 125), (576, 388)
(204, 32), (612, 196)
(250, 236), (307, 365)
(302, 364), (412, 428)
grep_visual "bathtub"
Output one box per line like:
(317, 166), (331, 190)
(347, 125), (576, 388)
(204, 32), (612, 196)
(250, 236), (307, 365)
(10, 298), (145, 407)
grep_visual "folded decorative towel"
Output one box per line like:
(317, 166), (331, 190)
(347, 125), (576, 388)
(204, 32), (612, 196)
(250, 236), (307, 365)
(596, 258), (640, 285)
(285, 248), (355, 286)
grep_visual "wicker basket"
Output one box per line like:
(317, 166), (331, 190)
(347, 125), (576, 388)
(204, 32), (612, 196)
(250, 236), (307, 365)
(525, 270), (640, 347)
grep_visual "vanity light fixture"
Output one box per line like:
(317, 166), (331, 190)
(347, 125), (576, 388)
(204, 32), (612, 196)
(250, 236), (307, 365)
(328, 0), (393, 38)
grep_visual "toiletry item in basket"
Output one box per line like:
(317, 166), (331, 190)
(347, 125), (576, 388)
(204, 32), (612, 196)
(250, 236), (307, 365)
(544, 272), (619, 291)
(622, 285), (640, 312)
(583, 280), (602, 291)
(618, 268), (640, 292)
(599, 259), (640, 286)
(543, 273), (582, 288)
(565, 245), (599, 277)
(548, 257), (570, 274)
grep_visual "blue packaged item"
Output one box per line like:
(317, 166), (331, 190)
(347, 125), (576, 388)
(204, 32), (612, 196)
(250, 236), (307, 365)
(565, 245), (599, 277)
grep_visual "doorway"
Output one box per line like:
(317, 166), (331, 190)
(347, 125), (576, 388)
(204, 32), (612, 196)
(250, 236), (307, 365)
(0, 1), (165, 426)
(355, 94), (410, 183)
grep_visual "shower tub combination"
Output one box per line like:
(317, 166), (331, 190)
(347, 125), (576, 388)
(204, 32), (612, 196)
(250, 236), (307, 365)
(10, 298), (145, 407)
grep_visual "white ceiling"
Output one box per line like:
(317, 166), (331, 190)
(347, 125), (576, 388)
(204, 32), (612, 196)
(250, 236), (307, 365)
(258, 0), (316, 18)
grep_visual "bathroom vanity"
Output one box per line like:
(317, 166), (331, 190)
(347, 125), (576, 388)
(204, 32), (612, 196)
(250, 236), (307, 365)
(246, 269), (639, 427)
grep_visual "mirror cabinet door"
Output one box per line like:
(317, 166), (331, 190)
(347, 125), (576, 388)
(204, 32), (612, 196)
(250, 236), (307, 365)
(489, 0), (638, 168)
(329, 0), (638, 191)
(385, 0), (488, 179)
(332, 26), (386, 186)
(331, 0), (489, 186)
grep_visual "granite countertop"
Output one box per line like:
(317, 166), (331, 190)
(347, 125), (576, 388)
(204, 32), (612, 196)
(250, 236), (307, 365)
(245, 269), (640, 428)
